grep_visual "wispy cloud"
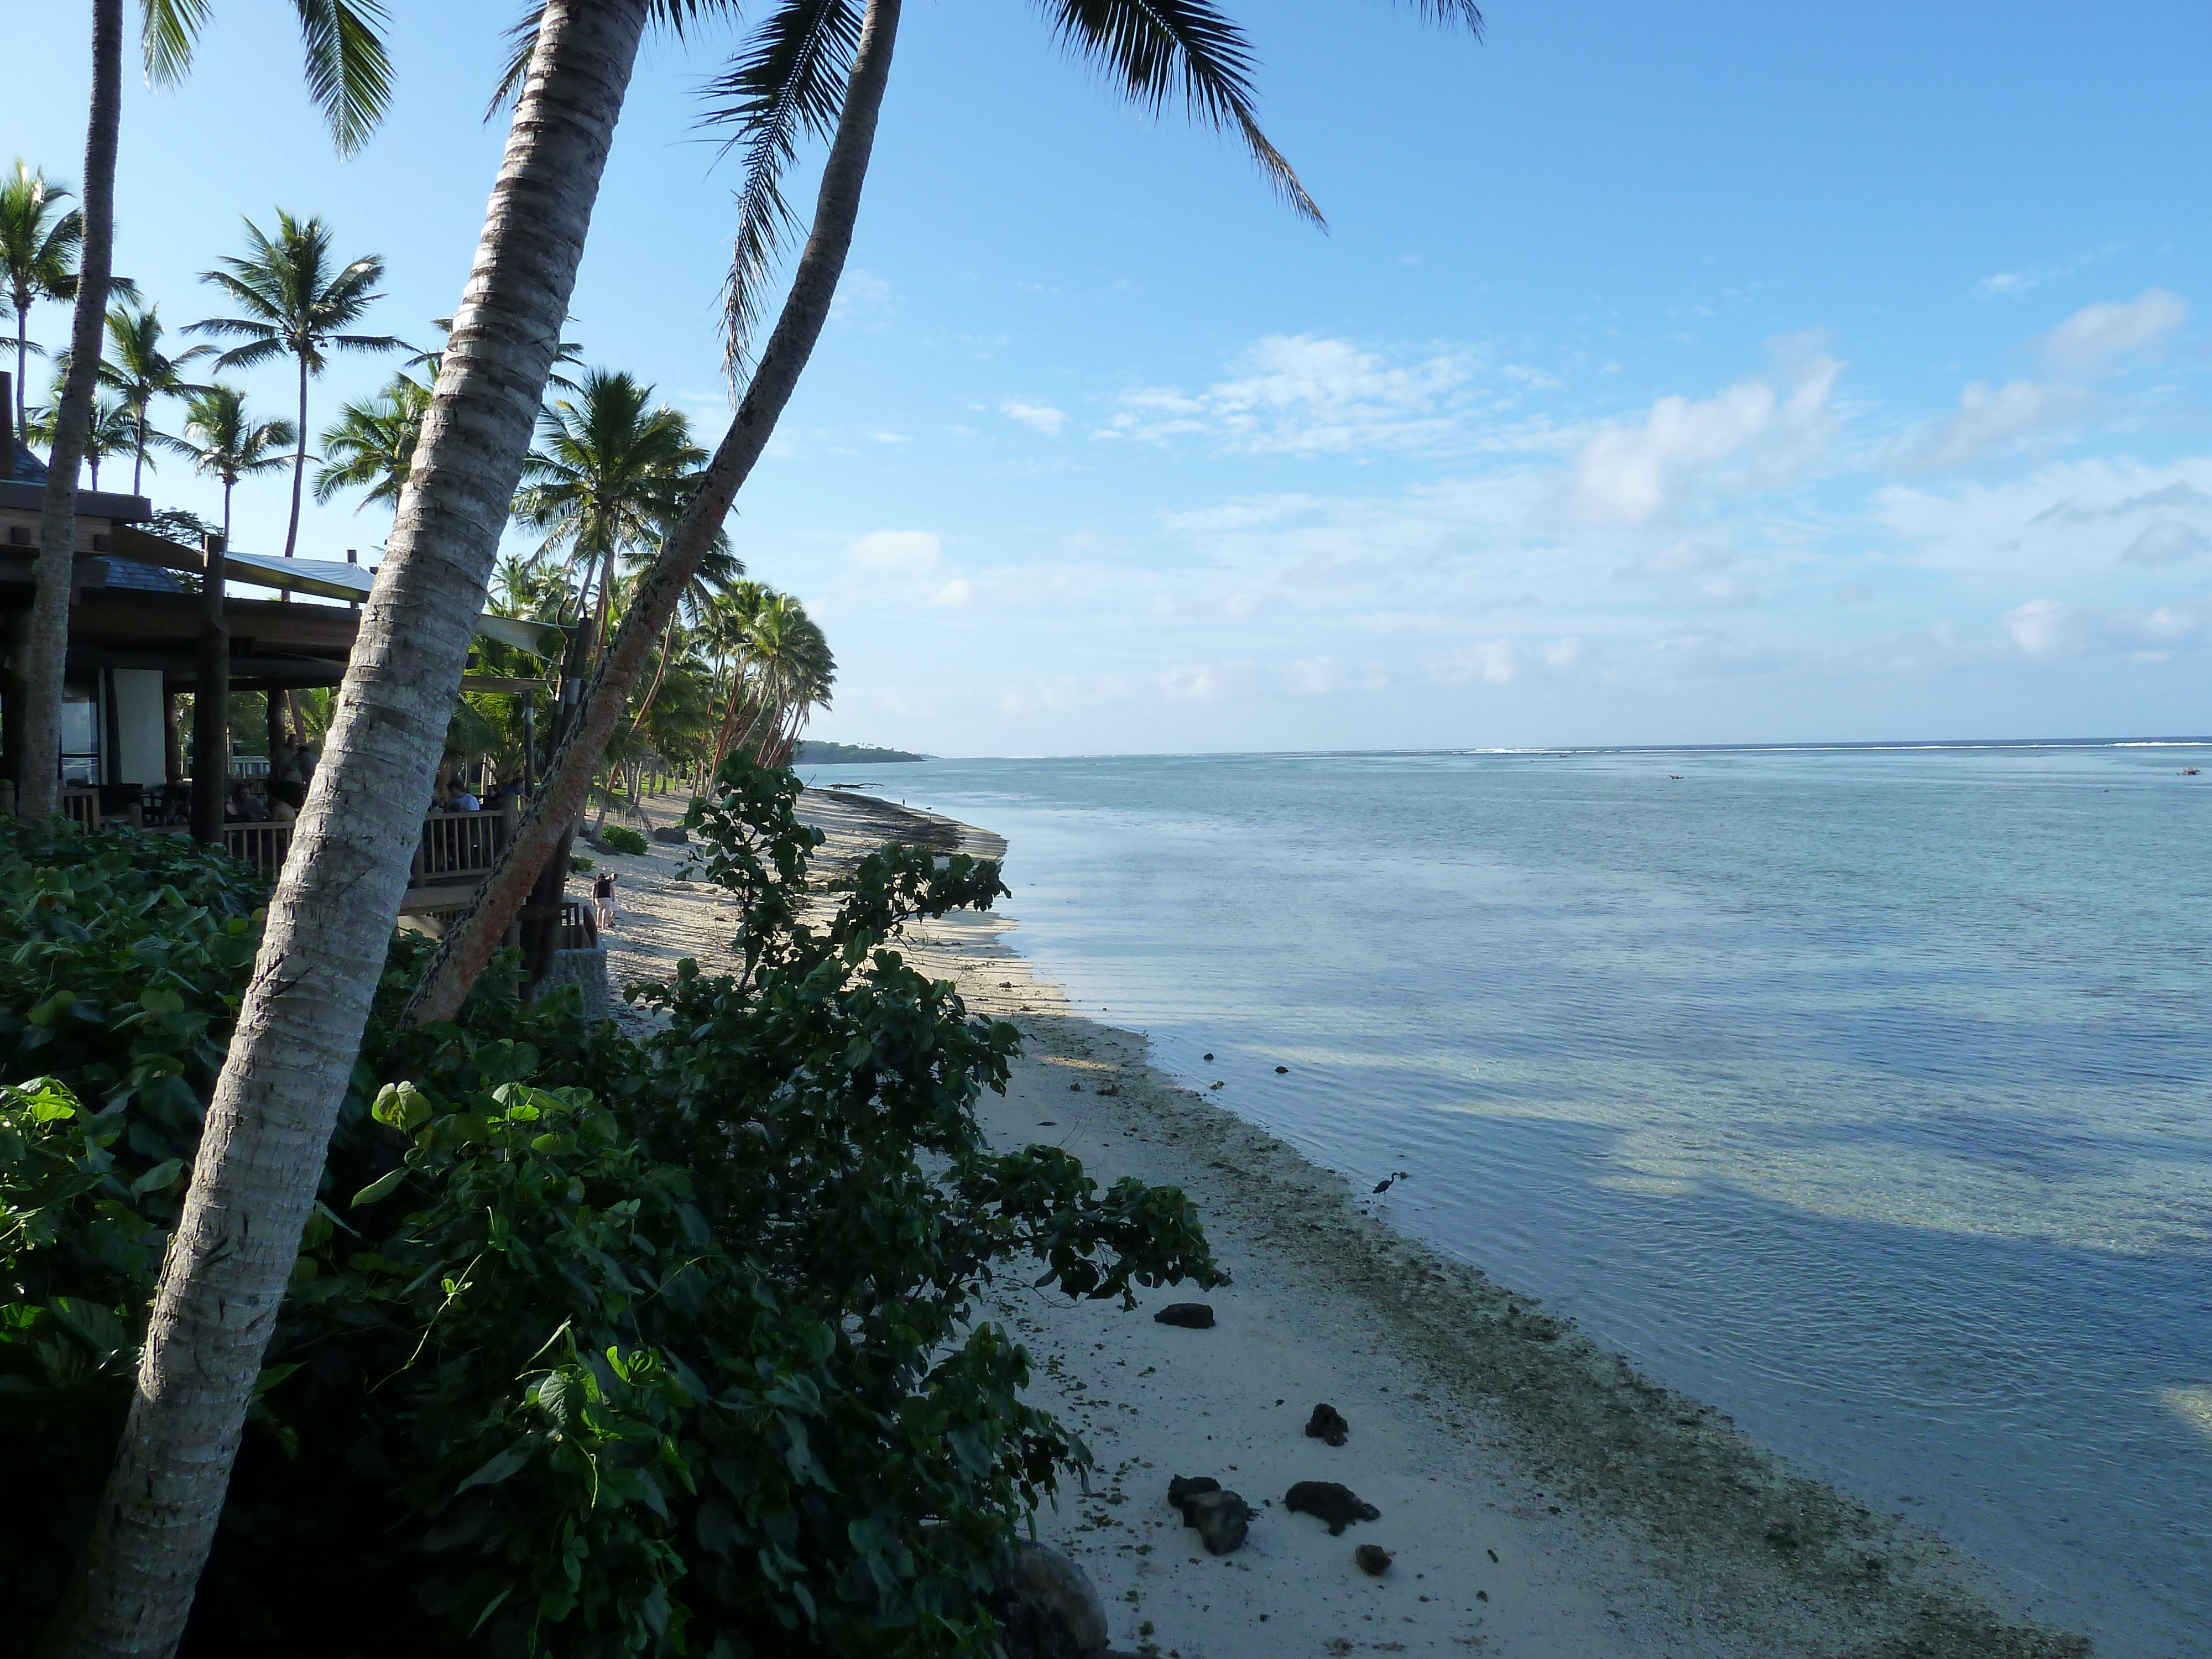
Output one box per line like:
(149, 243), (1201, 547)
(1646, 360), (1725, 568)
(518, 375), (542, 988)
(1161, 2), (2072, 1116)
(2034, 289), (2189, 375)
(848, 530), (942, 574)
(1102, 335), (1476, 454)
(1558, 333), (1841, 524)
(1895, 379), (2099, 472)
(1001, 400), (1067, 435)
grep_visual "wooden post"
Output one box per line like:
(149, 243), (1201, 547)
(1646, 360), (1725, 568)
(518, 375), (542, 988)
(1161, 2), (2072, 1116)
(190, 533), (227, 844)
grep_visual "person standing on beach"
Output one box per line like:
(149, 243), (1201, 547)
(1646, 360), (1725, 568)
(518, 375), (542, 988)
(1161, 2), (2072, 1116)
(593, 869), (618, 931)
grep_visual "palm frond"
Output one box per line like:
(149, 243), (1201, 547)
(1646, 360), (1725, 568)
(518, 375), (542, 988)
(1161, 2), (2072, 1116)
(699, 0), (864, 368)
(1042, 0), (1321, 224)
(294, 0), (395, 156)
(140, 0), (213, 87)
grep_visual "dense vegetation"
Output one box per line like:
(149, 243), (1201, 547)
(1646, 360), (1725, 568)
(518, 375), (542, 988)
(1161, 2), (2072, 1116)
(1, 761), (1221, 1656)
(792, 743), (929, 766)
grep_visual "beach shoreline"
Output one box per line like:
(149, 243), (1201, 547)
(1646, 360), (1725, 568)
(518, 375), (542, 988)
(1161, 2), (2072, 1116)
(582, 786), (2093, 1658)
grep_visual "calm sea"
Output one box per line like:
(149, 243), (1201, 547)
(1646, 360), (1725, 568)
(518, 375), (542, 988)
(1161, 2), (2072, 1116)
(802, 744), (2212, 1657)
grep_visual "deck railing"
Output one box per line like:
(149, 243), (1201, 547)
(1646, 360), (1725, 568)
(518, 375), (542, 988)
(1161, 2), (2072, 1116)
(61, 787), (101, 831)
(216, 801), (520, 889)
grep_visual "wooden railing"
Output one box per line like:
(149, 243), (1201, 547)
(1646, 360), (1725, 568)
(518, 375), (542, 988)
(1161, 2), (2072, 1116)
(61, 787), (101, 831)
(215, 802), (520, 890)
(222, 820), (294, 874)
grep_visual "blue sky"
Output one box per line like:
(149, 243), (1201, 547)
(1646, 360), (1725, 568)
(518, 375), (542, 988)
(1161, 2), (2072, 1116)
(9, 1), (2210, 753)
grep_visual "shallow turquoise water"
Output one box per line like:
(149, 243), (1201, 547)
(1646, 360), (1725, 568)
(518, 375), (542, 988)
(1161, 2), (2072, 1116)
(804, 743), (2212, 1657)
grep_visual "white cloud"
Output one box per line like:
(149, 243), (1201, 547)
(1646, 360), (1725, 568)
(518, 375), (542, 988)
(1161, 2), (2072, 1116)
(2034, 288), (2188, 375)
(1444, 640), (1519, 685)
(2004, 598), (2198, 658)
(1619, 539), (1731, 580)
(1879, 456), (2212, 578)
(1897, 380), (2098, 472)
(1001, 400), (1067, 435)
(1541, 637), (1586, 672)
(1559, 335), (1841, 524)
(848, 530), (942, 574)
(1103, 334), (1474, 454)
(1672, 576), (1756, 609)
(2121, 521), (2207, 565)
(931, 578), (978, 606)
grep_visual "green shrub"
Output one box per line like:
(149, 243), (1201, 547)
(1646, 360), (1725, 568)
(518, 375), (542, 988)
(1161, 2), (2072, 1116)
(598, 825), (650, 857)
(1, 761), (1221, 1656)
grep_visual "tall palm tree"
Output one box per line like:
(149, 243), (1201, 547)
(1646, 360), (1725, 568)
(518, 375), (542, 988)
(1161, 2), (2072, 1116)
(510, 367), (705, 642)
(22, 2), (392, 830)
(311, 368), (428, 512)
(0, 160), (81, 437)
(163, 385), (296, 546)
(191, 210), (405, 559)
(62, 3), (1481, 1643)
(95, 300), (213, 494)
(416, 0), (1478, 1029)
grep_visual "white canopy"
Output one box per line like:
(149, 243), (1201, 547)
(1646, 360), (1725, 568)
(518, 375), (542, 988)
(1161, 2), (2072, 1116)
(217, 552), (566, 659)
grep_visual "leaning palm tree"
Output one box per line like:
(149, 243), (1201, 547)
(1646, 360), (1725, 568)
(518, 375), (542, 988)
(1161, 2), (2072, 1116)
(311, 368), (429, 512)
(95, 300), (213, 494)
(163, 384), (296, 546)
(57, 4), (1478, 1646)
(510, 367), (705, 642)
(191, 210), (405, 559)
(1, 160), (81, 437)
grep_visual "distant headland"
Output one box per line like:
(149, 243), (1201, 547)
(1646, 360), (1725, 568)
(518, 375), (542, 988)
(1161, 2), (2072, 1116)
(794, 740), (931, 764)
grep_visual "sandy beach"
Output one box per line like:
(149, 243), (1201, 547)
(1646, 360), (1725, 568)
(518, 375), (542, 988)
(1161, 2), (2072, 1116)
(573, 787), (2092, 1659)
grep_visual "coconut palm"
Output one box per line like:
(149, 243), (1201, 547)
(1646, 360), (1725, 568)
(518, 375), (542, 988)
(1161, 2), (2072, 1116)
(1, 160), (82, 436)
(20, 2), (392, 833)
(191, 210), (405, 559)
(163, 384), (297, 546)
(510, 367), (705, 641)
(93, 300), (213, 494)
(29, 384), (135, 489)
(60, 3), (1479, 1641)
(312, 369), (429, 512)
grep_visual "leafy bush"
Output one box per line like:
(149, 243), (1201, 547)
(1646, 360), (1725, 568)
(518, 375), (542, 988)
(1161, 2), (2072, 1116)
(1, 761), (1221, 1656)
(598, 825), (650, 857)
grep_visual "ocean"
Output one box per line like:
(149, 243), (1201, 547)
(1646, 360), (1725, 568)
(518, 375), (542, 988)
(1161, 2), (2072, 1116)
(801, 743), (2211, 1658)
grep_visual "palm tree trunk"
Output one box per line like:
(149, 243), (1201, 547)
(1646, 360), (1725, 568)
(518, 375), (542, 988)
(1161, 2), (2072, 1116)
(403, 0), (902, 1027)
(132, 404), (147, 495)
(18, 0), (121, 821)
(13, 305), (29, 435)
(627, 613), (679, 732)
(38, 6), (652, 1652)
(283, 353), (309, 560)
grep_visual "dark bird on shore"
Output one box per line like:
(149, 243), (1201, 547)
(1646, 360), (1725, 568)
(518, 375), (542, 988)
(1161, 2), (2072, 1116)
(1373, 1170), (1409, 1195)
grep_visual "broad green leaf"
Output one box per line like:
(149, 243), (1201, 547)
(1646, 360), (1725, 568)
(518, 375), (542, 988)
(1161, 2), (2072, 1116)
(349, 1167), (408, 1207)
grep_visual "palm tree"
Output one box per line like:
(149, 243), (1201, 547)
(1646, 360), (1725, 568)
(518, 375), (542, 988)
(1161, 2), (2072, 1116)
(95, 301), (213, 494)
(60, 2), (1480, 1642)
(191, 210), (405, 559)
(511, 367), (705, 643)
(29, 384), (135, 489)
(311, 369), (429, 512)
(1, 160), (81, 437)
(163, 385), (296, 546)
(20, 2), (392, 831)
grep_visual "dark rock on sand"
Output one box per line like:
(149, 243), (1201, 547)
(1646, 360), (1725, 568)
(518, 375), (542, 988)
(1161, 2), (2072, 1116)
(649, 825), (690, 845)
(1154, 1302), (1215, 1329)
(1354, 1544), (1393, 1575)
(1275, 1065), (1289, 1073)
(1286, 1480), (1381, 1535)
(991, 1542), (1110, 1658)
(1167, 1475), (1222, 1511)
(1305, 1403), (1349, 1447)
(1182, 1489), (1253, 1556)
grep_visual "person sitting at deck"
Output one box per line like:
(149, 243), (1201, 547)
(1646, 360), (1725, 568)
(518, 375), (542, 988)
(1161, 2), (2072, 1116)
(227, 781), (268, 823)
(448, 775), (481, 813)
